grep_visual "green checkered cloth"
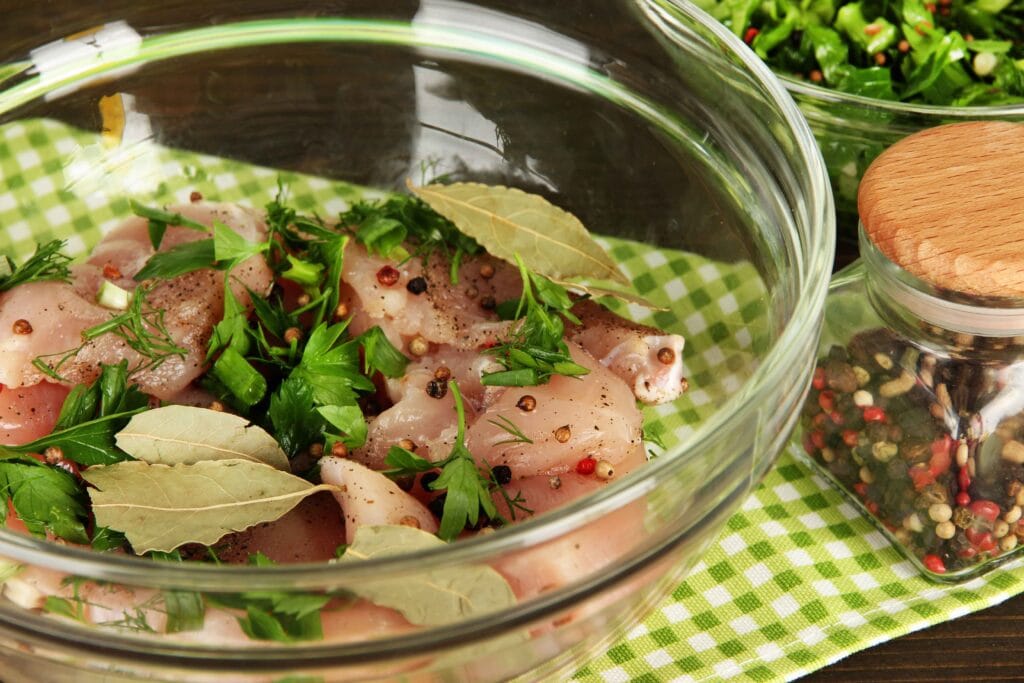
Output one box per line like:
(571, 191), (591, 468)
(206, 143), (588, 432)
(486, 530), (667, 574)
(1, 119), (1021, 683)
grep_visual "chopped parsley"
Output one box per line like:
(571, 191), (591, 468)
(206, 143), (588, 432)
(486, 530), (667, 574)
(702, 0), (1024, 104)
(341, 194), (482, 283)
(482, 256), (589, 387)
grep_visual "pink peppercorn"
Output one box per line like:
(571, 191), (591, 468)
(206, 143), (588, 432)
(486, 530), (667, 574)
(575, 457), (597, 475)
(922, 554), (946, 573)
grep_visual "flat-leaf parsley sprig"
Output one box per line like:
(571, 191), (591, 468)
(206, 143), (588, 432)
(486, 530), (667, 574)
(384, 381), (534, 539)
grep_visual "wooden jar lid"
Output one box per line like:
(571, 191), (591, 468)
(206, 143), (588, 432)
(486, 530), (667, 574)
(858, 121), (1024, 299)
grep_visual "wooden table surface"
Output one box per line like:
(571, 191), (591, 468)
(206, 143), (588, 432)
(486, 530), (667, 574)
(6, 4), (1024, 682)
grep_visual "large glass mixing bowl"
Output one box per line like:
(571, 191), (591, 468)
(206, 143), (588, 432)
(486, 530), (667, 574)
(0, 1), (833, 681)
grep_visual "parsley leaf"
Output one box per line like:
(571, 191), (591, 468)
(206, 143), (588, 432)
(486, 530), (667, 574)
(359, 326), (409, 379)
(430, 382), (497, 541)
(213, 223), (267, 263)
(0, 460), (89, 543)
(2, 363), (146, 466)
(317, 405), (367, 449)
(0, 240), (72, 292)
(383, 446), (435, 478)
(164, 590), (206, 633)
(207, 554), (334, 642)
(91, 526), (128, 552)
(268, 377), (324, 458)
(295, 323), (373, 405)
(342, 194), (481, 283)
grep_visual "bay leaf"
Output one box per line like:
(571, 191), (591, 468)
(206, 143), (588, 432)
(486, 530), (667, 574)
(408, 181), (628, 285)
(550, 277), (669, 311)
(83, 459), (336, 554)
(337, 525), (516, 626)
(115, 405), (289, 471)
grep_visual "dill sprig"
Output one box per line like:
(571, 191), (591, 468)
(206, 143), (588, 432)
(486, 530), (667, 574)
(0, 239), (72, 292)
(33, 285), (187, 381)
(487, 415), (534, 446)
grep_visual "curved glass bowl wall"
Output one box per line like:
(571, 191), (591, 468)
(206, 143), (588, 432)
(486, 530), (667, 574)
(0, 1), (833, 681)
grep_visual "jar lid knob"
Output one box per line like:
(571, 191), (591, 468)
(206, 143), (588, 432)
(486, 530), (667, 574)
(858, 121), (1024, 299)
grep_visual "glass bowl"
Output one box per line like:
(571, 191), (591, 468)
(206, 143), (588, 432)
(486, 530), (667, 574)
(781, 78), (1024, 256)
(0, 1), (833, 681)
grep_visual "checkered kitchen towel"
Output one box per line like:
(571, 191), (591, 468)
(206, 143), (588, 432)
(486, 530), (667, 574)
(1, 118), (1023, 683)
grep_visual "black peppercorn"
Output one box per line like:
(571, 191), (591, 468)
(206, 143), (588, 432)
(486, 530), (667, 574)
(491, 465), (512, 485)
(426, 379), (448, 399)
(406, 276), (428, 295)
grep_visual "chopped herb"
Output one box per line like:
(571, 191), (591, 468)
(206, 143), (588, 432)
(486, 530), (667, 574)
(359, 326), (409, 379)
(430, 382), (498, 541)
(163, 590), (206, 633)
(383, 445), (435, 478)
(35, 285), (188, 381)
(704, 0), (1024, 104)
(268, 377), (323, 458)
(0, 240), (72, 292)
(317, 404), (367, 449)
(91, 526), (128, 552)
(489, 470), (533, 524)
(130, 199), (208, 250)
(280, 254), (324, 288)
(0, 363), (145, 468)
(482, 255), (589, 387)
(487, 415), (534, 445)
(43, 595), (88, 623)
(294, 322), (373, 405)
(213, 222), (267, 263)
(134, 239), (215, 281)
(207, 554), (336, 643)
(207, 281), (250, 360)
(643, 419), (668, 451)
(0, 460), (89, 543)
(211, 347), (267, 408)
(341, 194), (481, 283)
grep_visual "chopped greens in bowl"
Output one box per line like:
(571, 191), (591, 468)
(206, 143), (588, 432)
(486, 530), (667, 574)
(703, 0), (1023, 104)
(698, 0), (1024, 239)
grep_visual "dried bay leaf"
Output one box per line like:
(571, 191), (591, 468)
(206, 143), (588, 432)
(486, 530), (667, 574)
(337, 525), (516, 626)
(83, 459), (337, 554)
(115, 405), (289, 471)
(408, 181), (628, 285)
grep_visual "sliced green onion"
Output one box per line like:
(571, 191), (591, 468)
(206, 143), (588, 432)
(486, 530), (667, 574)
(96, 280), (131, 310)
(211, 348), (266, 407)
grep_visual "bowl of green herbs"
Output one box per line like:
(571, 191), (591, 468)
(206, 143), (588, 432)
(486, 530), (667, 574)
(699, 0), (1024, 243)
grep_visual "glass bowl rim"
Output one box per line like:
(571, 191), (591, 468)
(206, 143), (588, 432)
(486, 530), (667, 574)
(782, 74), (1024, 117)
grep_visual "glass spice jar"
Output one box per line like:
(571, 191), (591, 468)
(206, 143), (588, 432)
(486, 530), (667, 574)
(801, 121), (1024, 581)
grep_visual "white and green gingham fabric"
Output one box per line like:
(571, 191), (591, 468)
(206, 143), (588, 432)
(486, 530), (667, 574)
(1, 119), (1023, 683)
